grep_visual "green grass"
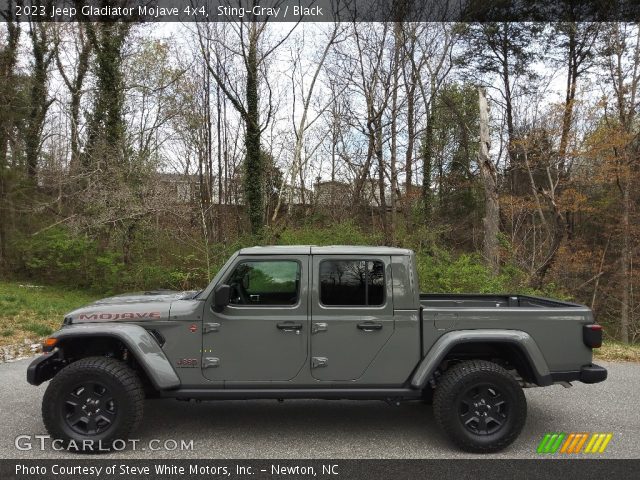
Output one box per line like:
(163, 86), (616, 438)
(24, 322), (54, 337)
(0, 281), (98, 347)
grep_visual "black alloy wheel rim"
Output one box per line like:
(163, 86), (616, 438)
(458, 383), (508, 436)
(63, 381), (117, 435)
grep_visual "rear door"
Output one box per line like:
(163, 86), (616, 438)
(310, 255), (394, 381)
(202, 255), (309, 381)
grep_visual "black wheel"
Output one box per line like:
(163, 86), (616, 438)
(433, 360), (526, 453)
(42, 357), (144, 452)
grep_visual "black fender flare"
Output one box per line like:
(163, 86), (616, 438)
(26, 323), (180, 390)
(410, 329), (552, 388)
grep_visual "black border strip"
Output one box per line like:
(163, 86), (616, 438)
(2, 459), (640, 480)
(1, 0), (639, 23)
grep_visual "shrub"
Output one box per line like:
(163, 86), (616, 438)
(272, 219), (382, 246)
(91, 252), (126, 292)
(6, 221), (566, 300)
(14, 228), (96, 287)
(415, 246), (563, 296)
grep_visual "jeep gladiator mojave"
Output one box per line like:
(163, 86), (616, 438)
(27, 246), (607, 453)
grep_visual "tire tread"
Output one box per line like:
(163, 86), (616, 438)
(433, 359), (526, 453)
(42, 356), (144, 451)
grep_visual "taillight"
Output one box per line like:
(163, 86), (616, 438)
(583, 324), (603, 348)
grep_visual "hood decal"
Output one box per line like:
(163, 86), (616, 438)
(65, 290), (202, 324)
(78, 312), (162, 322)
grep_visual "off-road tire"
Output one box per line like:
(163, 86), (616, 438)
(42, 356), (144, 452)
(433, 360), (526, 453)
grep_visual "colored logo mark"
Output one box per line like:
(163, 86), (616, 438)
(537, 433), (613, 454)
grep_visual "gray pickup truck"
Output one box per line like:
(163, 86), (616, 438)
(27, 246), (607, 452)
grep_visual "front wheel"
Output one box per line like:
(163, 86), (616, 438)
(433, 360), (526, 453)
(42, 356), (144, 452)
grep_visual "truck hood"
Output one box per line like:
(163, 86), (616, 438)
(65, 290), (199, 324)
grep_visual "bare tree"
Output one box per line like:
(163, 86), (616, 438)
(25, 11), (57, 181)
(410, 23), (457, 220)
(272, 23), (342, 222)
(54, 23), (92, 172)
(347, 23), (392, 239)
(195, 7), (299, 234)
(478, 87), (500, 274)
(601, 24), (640, 343)
(0, 8), (21, 264)
(460, 22), (541, 192)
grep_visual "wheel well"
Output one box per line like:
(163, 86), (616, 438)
(55, 336), (158, 396)
(439, 341), (538, 385)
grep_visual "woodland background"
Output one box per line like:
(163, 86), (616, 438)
(0, 8), (639, 344)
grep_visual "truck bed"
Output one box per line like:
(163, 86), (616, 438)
(419, 293), (594, 373)
(420, 293), (583, 309)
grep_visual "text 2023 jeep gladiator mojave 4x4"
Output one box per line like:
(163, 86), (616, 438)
(27, 246), (607, 453)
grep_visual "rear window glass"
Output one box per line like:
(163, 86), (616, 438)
(319, 260), (385, 306)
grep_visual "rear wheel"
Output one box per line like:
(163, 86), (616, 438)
(433, 360), (526, 453)
(42, 356), (144, 452)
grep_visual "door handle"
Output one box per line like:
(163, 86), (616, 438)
(203, 322), (220, 333)
(203, 357), (220, 368)
(277, 322), (303, 333)
(357, 322), (383, 331)
(312, 357), (328, 368)
(312, 322), (328, 334)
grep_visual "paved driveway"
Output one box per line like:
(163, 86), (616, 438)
(1, 358), (637, 459)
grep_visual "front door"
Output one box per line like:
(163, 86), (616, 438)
(310, 255), (394, 381)
(202, 255), (309, 381)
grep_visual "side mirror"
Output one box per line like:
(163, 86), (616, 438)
(213, 284), (231, 312)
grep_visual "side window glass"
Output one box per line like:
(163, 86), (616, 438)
(227, 261), (300, 306)
(319, 260), (385, 306)
(367, 261), (385, 305)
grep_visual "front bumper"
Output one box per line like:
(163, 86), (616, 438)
(26, 352), (61, 386)
(550, 363), (608, 385)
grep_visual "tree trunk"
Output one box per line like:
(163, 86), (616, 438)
(354, 133), (375, 210)
(375, 118), (388, 243)
(244, 23), (264, 235)
(405, 79), (415, 201)
(84, 23), (129, 169)
(26, 21), (53, 182)
(216, 72), (224, 240)
(69, 92), (81, 171)
(620, 171), (630, 343)
(534, 205), (565, 287)
(494, 25), (519, 196)
(421, 107), (435, 221)
(0, 17), (20, 265)
(478, 88), (500, 274)
(56, 24), (91, 173)
(390, 21), (401, 244)
(558, 27), (578, 169)
(558, 25), (579, 241)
